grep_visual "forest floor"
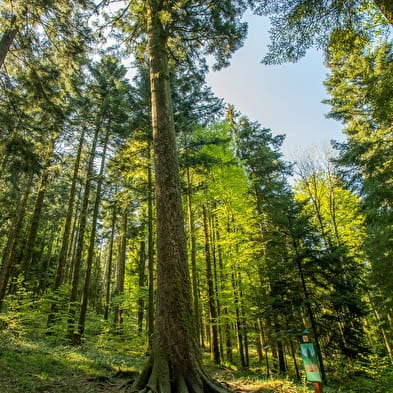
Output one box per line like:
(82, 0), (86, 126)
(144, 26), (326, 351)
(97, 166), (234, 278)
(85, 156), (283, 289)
(0, 322), (390, 393)
(0, 328), (323, 393)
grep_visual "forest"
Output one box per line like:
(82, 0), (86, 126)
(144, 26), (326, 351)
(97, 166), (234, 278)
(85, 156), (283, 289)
(0, 1), (393, 393)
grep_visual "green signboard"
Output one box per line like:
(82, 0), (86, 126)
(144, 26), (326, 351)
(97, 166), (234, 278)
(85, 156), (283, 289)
(300, 342), (322, 383)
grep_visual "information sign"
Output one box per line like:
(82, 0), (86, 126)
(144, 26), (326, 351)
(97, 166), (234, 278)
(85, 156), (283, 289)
(300, 342), (323, 383)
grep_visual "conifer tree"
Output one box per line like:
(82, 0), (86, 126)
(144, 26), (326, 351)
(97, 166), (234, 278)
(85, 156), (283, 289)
(107, 0), (248, 390)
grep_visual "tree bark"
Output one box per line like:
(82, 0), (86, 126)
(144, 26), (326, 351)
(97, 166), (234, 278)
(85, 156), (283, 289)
(0, 26), (18, 68)
(147, 140), (155, 350)
(134, 2), (227, 391)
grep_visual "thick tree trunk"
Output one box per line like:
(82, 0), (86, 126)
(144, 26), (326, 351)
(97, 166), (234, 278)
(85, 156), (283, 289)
(78, 127), (110, 337)
(147, 141), (155, 350)
(134, 2), (227, 392)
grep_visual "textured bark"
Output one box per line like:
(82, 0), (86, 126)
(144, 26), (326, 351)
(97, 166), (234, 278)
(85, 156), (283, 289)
(78, 127), (110, 337)
(134, 2), (227, 392)
(147, 141), (155, 350)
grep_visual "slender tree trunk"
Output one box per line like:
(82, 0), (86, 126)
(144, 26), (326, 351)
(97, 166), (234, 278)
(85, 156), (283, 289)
(232, 271), (246, 368)
(113, 204), (128, 332)
(37, 229), (57, 294)
(211, 211), (223, 361)
(202, 204), (220, 364)
(257, 318), (270, 377)
(47, 127), (85, 327)
(239, 277), (249, 368)
(215, 211), (232, 363)
(67, 121), (101, 340)
(66, 187), (82, 284)
(134, 3), (225, 391)
(186, 167), (201, 345)
(78, 127), (110, 337)
(0, 174), (33, 308)
(104, 202), (117, 321)
(137, 240), (147, 334)
(368, 293), (393, 362)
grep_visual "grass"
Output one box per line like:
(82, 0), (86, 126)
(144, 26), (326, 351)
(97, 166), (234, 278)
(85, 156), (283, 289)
(0, 304), (392, 393)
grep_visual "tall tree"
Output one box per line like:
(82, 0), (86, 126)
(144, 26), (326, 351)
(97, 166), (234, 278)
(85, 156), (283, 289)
(324, 33), (393, 357)
(109, 0), (248, 390)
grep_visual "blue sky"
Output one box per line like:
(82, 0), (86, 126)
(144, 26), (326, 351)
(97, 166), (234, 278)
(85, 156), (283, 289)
(206, 12), (344, 161)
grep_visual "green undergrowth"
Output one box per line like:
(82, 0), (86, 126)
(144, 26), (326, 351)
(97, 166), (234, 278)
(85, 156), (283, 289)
(0, 328), (144, 393)
(1, 327), (393, 393)
(0, 301), (392, 393)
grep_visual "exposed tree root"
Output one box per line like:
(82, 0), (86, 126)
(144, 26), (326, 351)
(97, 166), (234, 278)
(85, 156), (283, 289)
(131, 354), (229, 393)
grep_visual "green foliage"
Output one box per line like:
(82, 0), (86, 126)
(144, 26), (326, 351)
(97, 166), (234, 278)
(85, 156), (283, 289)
(111, 0), (248, 72)
(325, 32), (393, 328)
(250, 0), (391, 64)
